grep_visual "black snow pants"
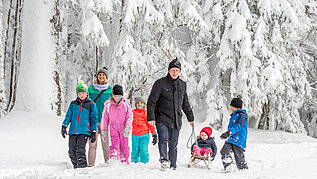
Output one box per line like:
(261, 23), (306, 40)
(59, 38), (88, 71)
(220, 143), (248, 170)
(68, 134), (88, 168)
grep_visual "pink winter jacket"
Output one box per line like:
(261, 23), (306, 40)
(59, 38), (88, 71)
(100, 98), (133, 134)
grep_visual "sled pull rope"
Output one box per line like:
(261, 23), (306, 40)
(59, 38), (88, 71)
(186, 124), (198, 149)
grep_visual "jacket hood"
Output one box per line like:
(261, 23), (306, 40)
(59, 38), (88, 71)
(233, 109), (247, 115)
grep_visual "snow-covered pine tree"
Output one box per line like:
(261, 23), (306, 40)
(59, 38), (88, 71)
(185, 0), (222, 115)
(299, 0), (317, 137)
(205, 0), (311, 133)
(110, 0), (207, 102)
(58, 0), (111, 111)
(110, 0), (165, 101)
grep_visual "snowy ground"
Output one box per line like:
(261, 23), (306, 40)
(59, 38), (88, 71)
(1, 111), (317, 179)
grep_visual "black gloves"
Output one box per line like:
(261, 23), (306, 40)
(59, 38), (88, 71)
(220, 131), (230, 139)
(61, 125), (67, 138)
(152, 134), (158, 145)
(89, 132), (96, 143)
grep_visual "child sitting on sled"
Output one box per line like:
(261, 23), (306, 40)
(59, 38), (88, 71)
(191, 127), (217, 161)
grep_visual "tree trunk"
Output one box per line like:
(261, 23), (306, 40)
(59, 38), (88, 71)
(15, 0), (55, 112)
(51, 0), (62, 116)
(6, 0), (23, 112)
(0, 0), (6, 117)
(128, 87), (134, 104)
(119, 0), (124, 33)
(258, 102), (270, 130)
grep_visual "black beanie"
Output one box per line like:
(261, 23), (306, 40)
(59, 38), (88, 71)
(168, 58), (181, 71)
(113, 85), (123, 95)
(230, 98), (243, 108)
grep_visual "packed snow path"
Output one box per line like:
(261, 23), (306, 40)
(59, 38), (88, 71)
(1, 111), (317, 178)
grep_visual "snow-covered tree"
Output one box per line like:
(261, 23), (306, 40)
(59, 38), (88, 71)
(299, 0), (317, 137)
(58, 0), (111, 111)
(110, 0), (206, 102)
(205, 0), (311, 133)
(14, 0), (56, 112)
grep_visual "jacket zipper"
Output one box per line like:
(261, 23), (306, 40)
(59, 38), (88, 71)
(76, 99), (84, 134)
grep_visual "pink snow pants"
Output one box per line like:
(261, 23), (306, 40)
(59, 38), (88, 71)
(192, 146), (212, 157)
(109, 131), (130, 164)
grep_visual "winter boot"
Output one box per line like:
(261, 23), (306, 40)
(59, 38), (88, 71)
(161, 160), (169, 171)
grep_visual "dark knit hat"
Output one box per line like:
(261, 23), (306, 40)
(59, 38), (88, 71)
(97, 67), (108, 78)
(113, 85), (123, 96)
(201, 127), (212, 137)
(134, 96), (146, 106)
(230, 98), (243, 108)
(76, 81), (88, 95)
(168, 58), (181, 71)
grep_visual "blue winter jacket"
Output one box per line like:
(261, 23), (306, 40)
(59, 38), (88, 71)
(225, 109), (248, 149)
(62, 97), (98, 135)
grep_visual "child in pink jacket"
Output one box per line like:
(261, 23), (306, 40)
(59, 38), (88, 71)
(101, 85), (132, 164)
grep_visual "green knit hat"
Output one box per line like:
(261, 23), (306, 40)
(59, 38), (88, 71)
(76, 81), (88, 95)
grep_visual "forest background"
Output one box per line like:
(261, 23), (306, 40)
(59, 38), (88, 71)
(0, 0), (317, 138)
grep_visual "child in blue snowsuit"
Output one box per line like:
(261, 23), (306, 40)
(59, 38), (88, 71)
(220, 97), (248, 172)
(61, 81), (98, 168)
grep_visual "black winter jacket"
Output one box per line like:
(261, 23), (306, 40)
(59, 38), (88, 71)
(147, 74), (194, 129)
(191, 138), (217, 158)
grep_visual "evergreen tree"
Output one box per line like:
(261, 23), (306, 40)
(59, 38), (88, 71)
(299, 0), (317, 137)
(110, 0), (207, 101)
(205, 0), (311, 133)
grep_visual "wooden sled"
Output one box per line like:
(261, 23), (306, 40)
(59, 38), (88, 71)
(187, 151), (212, 170)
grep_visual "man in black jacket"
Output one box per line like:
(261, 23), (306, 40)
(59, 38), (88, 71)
(147, 58), (194, 170)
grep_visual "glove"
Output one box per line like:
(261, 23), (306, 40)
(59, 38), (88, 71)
(123, 126), (131, 137)
(101, 131), (107, 143)
(152, 134), (158, 145)
(89, 132), (96, 143)
(61, 125), (67, 138)
(220, 131), (230, 139)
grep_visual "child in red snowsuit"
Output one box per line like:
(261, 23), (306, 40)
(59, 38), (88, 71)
(131, 97), (157, 163)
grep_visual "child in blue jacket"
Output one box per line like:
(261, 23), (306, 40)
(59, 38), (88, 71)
(61, 81), (98, 168)
(220, 97), (248, 172)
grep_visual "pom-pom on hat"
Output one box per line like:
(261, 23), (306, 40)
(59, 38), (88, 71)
(113, 85), (123, 96)
(200, 127), (212, 137)
(168, 58), (181, 71)
(76, 81), (88, 94)
(230, 97), (243, 109)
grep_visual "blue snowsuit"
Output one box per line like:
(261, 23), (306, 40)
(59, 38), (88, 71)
(62, 97), (98, 168)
